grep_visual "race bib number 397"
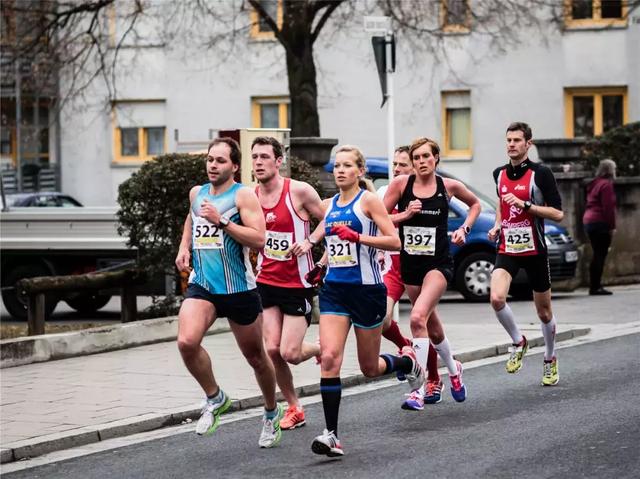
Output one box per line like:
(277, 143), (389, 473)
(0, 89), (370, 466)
(264, 231), (293, 261)
(326, 235), (358, 268)
(504, 226), (535, 254)
(193, 217), (223, 249)
(403, 226), (436, 256)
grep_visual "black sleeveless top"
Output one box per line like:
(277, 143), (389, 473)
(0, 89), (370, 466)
(397, 174), (452, 282)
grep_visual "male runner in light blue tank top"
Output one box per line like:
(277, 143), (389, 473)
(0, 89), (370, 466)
(175, 137), (282, 448)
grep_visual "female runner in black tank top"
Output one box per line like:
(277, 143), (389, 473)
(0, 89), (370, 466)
(383, 137), (481, 408)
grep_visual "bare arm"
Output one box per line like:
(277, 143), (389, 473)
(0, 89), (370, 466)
(175, 186), (200, 273)
(361, 192), (401, 251)
(291, 182), (326, 256)
(501, 193), (564, 222)
(225, 187), (266, 250)
(384, 175), (420, 224)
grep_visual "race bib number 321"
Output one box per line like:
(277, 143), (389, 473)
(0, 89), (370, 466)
(326, 235), (358, 268)
(193, 217), (223, 249)
(504, 226), (535, 254)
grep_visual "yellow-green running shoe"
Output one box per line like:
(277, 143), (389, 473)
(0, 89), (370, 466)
(259, 403), (283, 448)
(195, 390), (232, 436)
(541, 357), (559, 386)
(506, 336), (528, 374)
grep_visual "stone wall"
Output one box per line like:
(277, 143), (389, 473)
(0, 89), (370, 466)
(537, 139), (640, 287)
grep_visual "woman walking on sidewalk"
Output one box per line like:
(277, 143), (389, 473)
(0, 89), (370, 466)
(310, 145), (425, 458)
(383, 137), (481, 410)
(583, 159), (617, 296)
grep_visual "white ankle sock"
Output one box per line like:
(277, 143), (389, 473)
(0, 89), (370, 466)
(432, 337), (458, 376)
(412, 338), (429, 395)
(495, 303), (523, 344)
(541, 316), (557, 360)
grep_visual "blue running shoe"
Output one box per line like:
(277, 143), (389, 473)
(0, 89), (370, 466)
(449, 361), (467, 402)
(424, 379), (443, 404)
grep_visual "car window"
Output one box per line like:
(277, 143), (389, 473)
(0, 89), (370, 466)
(59, 196), (81, 207)
(34, 195), (59, 207)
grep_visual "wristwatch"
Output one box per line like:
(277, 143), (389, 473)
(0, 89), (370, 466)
(460, 225), (471, 235)
(218, 216), (230, 228)
(523, 200), (532, 211)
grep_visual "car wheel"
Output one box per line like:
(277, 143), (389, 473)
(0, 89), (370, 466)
(455, 252), (495, 302)
(66, 294), (112, 314)
(1, 262), (59, 321)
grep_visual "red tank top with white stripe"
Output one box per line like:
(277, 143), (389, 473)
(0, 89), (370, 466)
(256, 179), (314, 288)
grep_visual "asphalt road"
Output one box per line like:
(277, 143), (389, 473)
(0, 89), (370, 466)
(6, 333), (639, 479)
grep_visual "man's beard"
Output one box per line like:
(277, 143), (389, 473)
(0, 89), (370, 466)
(210, 169), (233, 187)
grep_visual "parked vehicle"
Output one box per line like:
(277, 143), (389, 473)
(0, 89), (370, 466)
(4, 192), (83, 208)
(325, 157), (579, 301)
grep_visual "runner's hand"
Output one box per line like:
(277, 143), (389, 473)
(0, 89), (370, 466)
(501, 193), (524, 209)
(291, 239), (312, 257)
(175, 247), (191, 273)
(305, 262), (327, 286)
(199, 199), (222, 225)
(451, 228), (466, 246)
(331, 225), (360, 243)
(488, 226), (500, 242)
(405, 199), (422, 218)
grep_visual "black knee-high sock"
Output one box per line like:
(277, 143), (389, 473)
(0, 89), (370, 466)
(320, 377), (341, 437)
(380, 353), (413, 374)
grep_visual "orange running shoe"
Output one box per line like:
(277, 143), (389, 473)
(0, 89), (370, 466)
(281, 405), (306, 430)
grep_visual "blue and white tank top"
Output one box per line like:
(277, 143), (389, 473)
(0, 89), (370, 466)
(188, 182), (256, 294)
(323, 189), (382, 285)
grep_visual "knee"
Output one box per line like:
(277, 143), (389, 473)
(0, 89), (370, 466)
(320, 350), (340, 373)
(177, 336), (200, 357)
(490, 293), (506, 312)
(409, 312), (425, 331)
(265, 344), (282, 362)
(537, 309), (553, 323)
(360, 361), (379, 378)
(281, 346), (303, 365)
(242, 345), (266, 369)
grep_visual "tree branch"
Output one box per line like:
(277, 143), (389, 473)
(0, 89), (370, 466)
(311, 0), (343, 44)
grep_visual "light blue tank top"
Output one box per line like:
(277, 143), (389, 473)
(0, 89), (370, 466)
(323, 189), (382, 285)
(188, 183), (256, 294)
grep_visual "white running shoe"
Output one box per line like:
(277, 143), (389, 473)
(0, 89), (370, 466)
(195, 390), (231, 436)
(311, 429), (344, 457)
(400, 346), (426, 392)
(258, 404), (283, 448)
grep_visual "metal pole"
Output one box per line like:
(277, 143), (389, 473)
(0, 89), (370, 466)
(386, 32), (394, 183)
(15, 60), (22, 191)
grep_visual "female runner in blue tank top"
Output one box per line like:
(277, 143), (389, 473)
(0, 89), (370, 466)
(383, 137), (481, 410)
(310, 145), (428, 459)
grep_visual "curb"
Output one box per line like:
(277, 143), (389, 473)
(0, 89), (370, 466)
(0, 327), (590, 464)
(0, 317), (231, 369)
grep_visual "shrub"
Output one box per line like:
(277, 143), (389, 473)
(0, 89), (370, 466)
(581, 122), (640, 176)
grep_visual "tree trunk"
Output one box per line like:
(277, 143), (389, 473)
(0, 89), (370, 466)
(282, 1), (320, 137)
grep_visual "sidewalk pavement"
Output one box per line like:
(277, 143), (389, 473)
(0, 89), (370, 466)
(0, 314), (590, 465)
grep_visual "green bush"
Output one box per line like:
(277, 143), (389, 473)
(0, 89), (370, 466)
(117, 153), (207, 316)
(581, 122), (640, 176)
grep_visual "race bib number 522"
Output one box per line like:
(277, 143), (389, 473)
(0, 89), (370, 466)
(503, 226), (535, 254)
(193, 217), (223, 249)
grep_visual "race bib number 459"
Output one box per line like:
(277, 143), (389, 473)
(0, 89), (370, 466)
(504, 226), (535, 254)
(193, 217), (223, 249)
(327, 235), (358, 268)
(403, 226), (436, 256)
(264, 231), (292, 261)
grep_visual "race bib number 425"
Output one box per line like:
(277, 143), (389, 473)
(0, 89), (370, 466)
(403, 226), (436, 256)
(504, 226), (535, 254)
(326, 235), (358, 268)
(264, 231), (293, 261)
(193, 217), (223, 249)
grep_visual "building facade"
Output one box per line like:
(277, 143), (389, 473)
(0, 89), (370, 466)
(42, 1), (640, 205)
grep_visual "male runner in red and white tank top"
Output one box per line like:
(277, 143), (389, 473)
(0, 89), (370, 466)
(377, 146), (444, 404)
(488, 122), (564, 386)
(252, 136), (325, 430)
